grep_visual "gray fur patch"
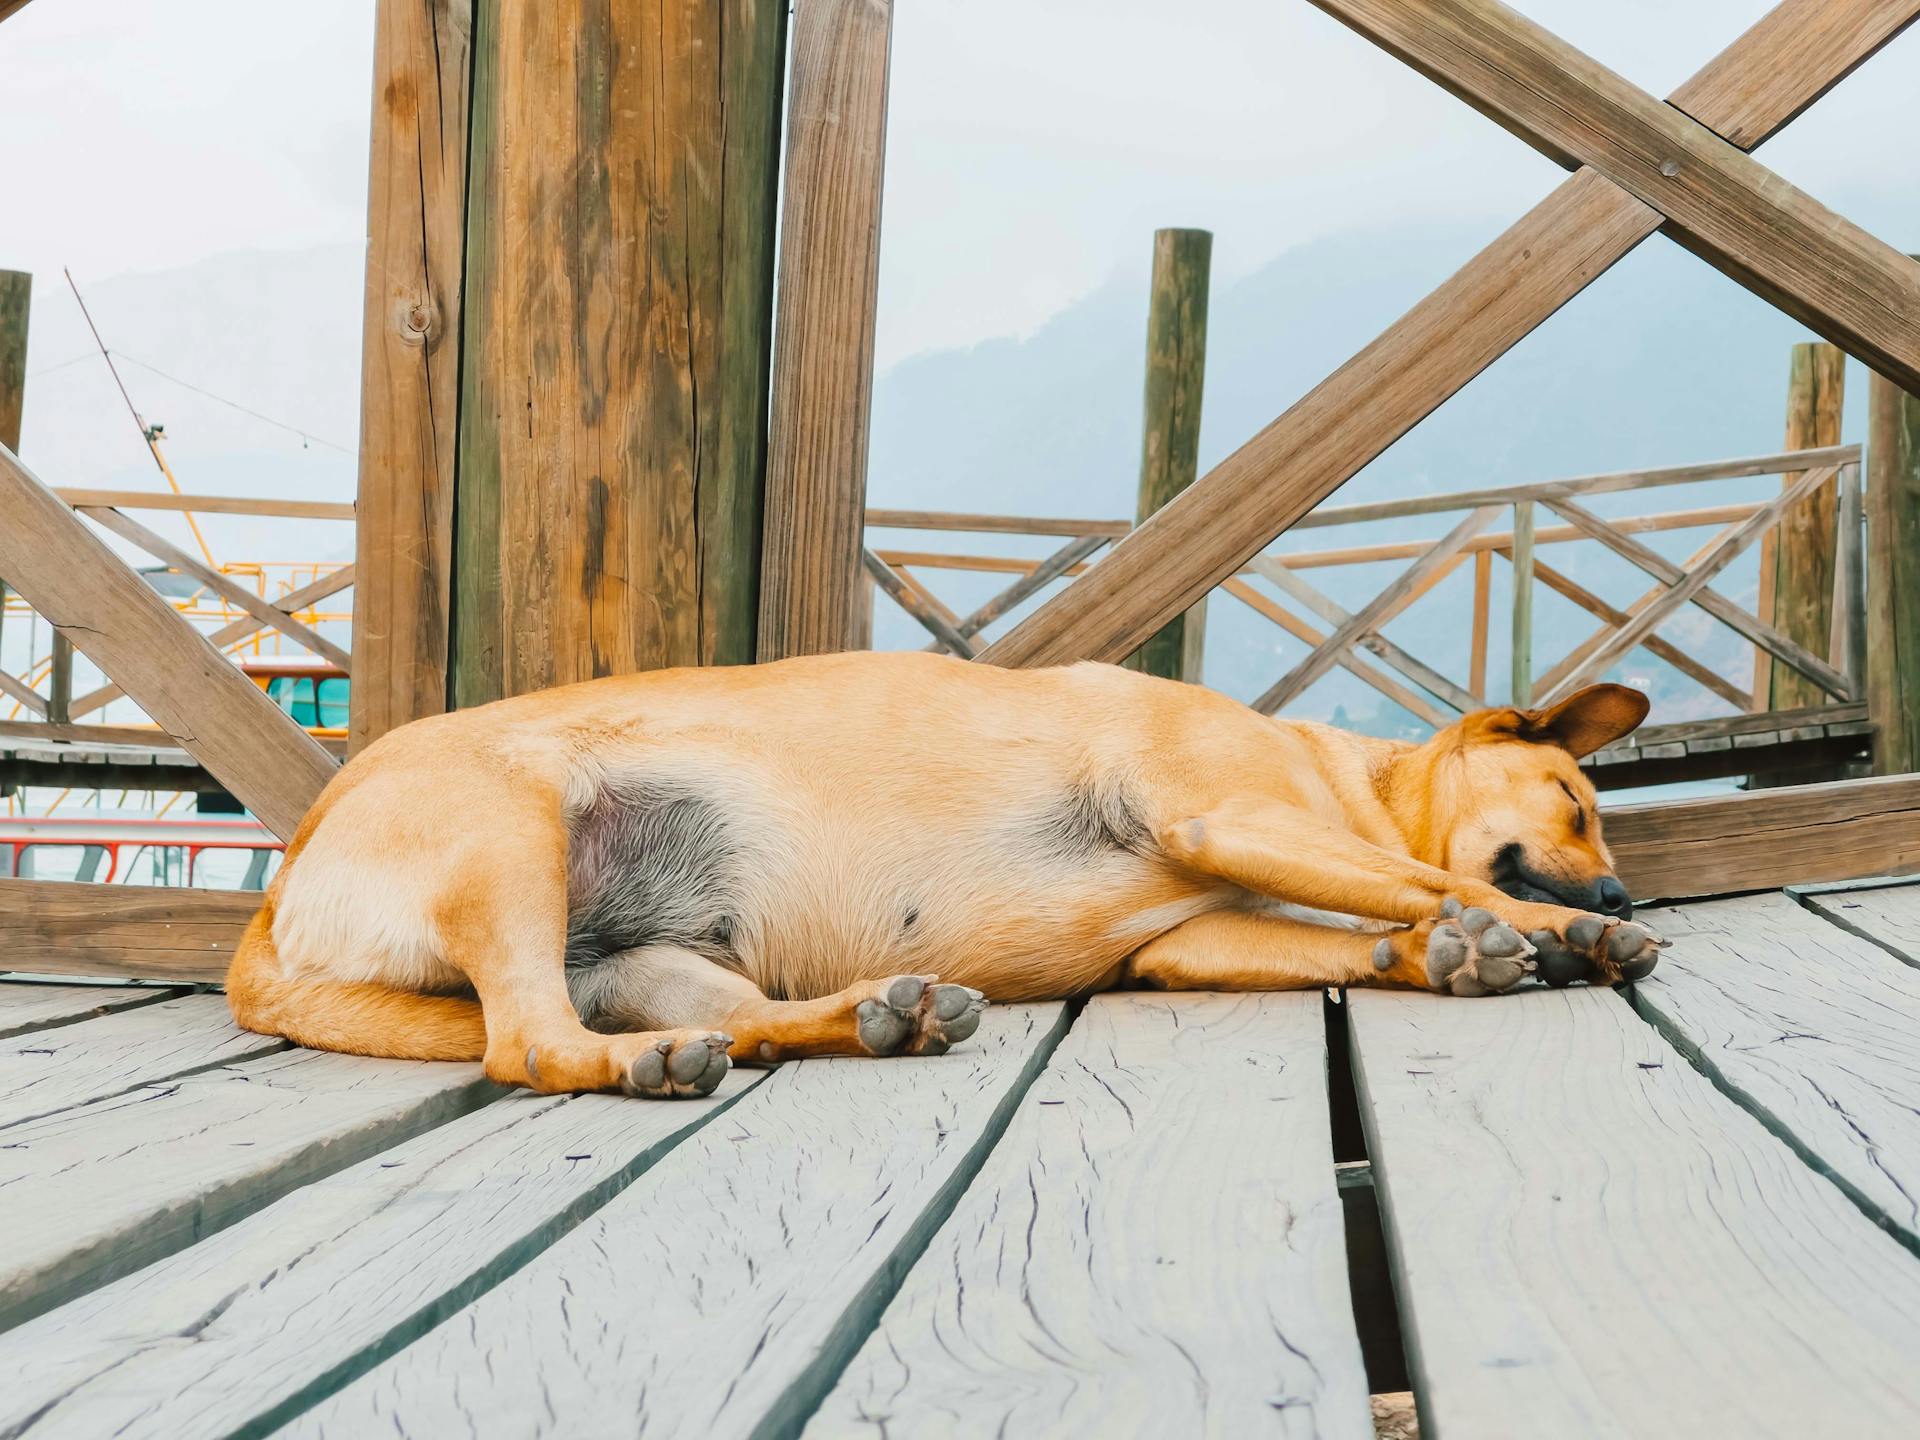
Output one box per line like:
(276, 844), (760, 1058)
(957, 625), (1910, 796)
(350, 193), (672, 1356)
(564, 776), (744, 969)
(1028, 774), (1151, 860)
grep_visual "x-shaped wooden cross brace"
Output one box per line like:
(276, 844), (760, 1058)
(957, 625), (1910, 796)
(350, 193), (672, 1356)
(981, 0), (1920, 672)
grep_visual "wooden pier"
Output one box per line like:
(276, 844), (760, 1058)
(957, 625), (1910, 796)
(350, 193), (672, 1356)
(2, 877), (1920, 1435)
(2, 0), (1920, 1433)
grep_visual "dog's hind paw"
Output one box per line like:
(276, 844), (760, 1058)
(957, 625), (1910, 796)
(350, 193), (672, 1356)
(1530, 916), (1668, 988)
(856, 975), (988, 1057)
(1424, 908), (1537, 997)
(622, 1031), (732, 1099)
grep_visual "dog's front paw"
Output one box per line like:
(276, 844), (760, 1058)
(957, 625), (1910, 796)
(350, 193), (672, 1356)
(1376, 907), (1536, 996)
(1528, 915), (1668, 988)
(855, 975), (988, 1056)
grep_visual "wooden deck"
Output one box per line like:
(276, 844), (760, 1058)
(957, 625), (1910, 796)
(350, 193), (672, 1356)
(2, 883), (1920, 1437)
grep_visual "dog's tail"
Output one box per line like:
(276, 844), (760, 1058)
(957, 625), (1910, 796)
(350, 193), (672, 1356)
(226, 902), (487, 1062)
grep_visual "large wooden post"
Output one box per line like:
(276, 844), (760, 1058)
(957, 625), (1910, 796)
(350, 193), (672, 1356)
(449, 0), (787, 705)
(1130, 228), (1212, 683)
(347, 0), (475, 754)
(0, 269), (26, 657)
(1760, 342), (1846, 711)
(1867, 363), (1920, 775)
(757, 0), (894, 661)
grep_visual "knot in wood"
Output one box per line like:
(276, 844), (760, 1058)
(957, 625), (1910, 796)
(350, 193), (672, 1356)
(397, 297), (437, 345)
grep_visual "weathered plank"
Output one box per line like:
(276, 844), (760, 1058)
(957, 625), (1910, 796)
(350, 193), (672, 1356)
(1308, 0), (1920, 392)
(1594, 701), (1867, 753)
(759, 0), (893, 660)
(1132, 228), (1213, 683)
(0, 993), (280, 1130)
(1603, 773), (1920, 899)
(0, 879), (256, 983)
(454, 0), (785, 704)
(0, 1075), (765, 1438)
(809, 993), (1371, 1438)
(0, 1049), (495, 1331)
(1633, 891), (1920, 1249)
(977, 1), (1909, 670)
(1351, 985), (1920, 1436)
(289, 1005), (1068, 1438)
(0, 980), (176, 1041)
(0, 445), (336, 840)
(1799, 878), (1920, 964)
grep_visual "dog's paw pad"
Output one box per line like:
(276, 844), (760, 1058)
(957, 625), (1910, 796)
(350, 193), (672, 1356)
(625, 1032), (731, 1099)
(858, 977), (987, 1057)
(1428, 919), (1535, 997)
(1607, 921), (1665, 982)
(1372, 936), (1396, 972)
(1533, 915), (1665, 987)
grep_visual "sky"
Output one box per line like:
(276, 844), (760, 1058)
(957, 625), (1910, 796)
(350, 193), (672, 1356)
(4, 0), (1917, 377)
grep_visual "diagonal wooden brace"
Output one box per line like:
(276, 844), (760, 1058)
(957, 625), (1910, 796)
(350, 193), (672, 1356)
(81, 506), (351, 670)
(1539, 469), (1848, 703)
(1545, 491), (1855, 702)
(0, 443), (337, 840)
(1220, 576), (1452, 728)
(1307, 0), (1920, 391)
(1254, 505), (1500, 714)
(979, 0), (1920, 671)
(1248, 555), (1478, 714)
(863, 549), (977, 657)
(70, 565), (356, 720)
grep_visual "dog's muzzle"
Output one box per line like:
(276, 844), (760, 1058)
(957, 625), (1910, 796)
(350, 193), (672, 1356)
(1492, 844), (1633, 919)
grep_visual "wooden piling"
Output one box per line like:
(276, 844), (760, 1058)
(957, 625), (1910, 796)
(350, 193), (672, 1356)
(0, 269), (28, 658)
(450, 0), (787, 705)
(1762, 343), (1846, 711)
(1130, 228), (1212, 683)
(347, 0), (476, 753)
(1510, 500), (1535, 705)
(1867, 365), (1920, 775)
(757, 0), (894, 661)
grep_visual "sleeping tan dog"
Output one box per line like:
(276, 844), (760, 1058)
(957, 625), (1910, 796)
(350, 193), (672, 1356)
(228, 652), (1664, 1098)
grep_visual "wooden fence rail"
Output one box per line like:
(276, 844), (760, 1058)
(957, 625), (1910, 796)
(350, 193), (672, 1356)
(862, 445), (1868, 775)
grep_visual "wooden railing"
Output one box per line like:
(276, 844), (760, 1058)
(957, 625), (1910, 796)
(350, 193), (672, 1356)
(863, 444), (1866, 744)
(1, 490), (352, 747)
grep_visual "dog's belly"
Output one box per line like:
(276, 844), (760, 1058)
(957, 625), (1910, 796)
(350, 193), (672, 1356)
(562, 766), (1218, 1003)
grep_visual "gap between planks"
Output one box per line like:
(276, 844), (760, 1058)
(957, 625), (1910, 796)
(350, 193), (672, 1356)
(280, 1004), (1074, 1440)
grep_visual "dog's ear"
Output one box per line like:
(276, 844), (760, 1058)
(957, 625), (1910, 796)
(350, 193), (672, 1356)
(1516, 684), (1650, 758)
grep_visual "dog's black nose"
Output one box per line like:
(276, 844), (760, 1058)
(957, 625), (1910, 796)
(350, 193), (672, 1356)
(1596, 876), (1632, 917)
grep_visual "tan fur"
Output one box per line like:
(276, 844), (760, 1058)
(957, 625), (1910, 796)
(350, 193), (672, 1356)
(227, 653), (1649, 1094)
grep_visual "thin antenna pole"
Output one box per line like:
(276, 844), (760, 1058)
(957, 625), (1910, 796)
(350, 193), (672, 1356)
(63, 268), (217, 568)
